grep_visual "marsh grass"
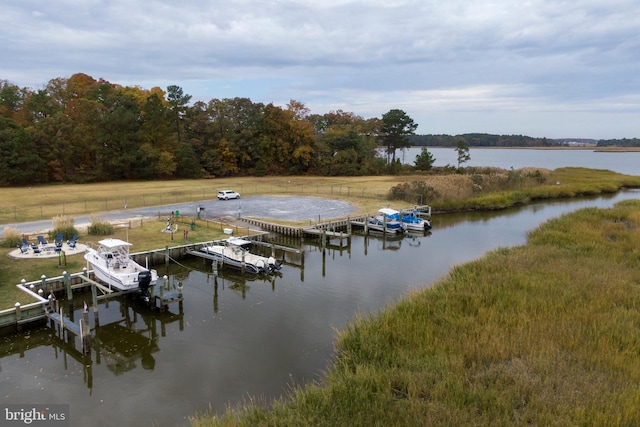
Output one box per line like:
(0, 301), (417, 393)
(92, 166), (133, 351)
(87, 214), (115, 235)
(2, 227), (21, 248)
(194, 199), (640, 426)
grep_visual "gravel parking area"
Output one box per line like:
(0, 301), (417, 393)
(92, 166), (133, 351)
(1, 196), (358, 236)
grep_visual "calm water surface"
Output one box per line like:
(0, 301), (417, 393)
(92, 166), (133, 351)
(1, 149), (639, 426)
(401, 147), (640, 176)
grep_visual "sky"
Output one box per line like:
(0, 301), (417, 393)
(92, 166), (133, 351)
(1, 0), (639, 140)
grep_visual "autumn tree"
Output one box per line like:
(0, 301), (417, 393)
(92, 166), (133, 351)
(0, 80), (24, 122)
(311, 110), (382, 175)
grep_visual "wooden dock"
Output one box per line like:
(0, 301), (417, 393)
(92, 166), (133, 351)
(2, 270), (184, 353)
(240, 205), (430, 242)
(44, 299), (91, 354)
(184, 236), (304, 271)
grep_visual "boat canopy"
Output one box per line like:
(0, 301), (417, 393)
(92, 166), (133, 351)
(378, 208), (400, 216)
(97, 238), (133, 249)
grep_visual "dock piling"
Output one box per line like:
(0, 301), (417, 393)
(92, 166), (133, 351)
(14, 303), (21, 332)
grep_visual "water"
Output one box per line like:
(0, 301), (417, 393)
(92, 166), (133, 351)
(2, 148), (640, 426)
(399, 147), (640, 176)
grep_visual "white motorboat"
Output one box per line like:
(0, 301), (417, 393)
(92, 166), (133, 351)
(199, 238), (281, 274)
(368, 208), (407, 235)
(401, 210), (432, 232)
(84, 238), (158, 296)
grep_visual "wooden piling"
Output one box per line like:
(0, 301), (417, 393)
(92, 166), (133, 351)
(14, 303), (21, 332)
(91, 283), (99, 326)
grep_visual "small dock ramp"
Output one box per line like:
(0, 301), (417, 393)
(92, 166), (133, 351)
(44, 301), (91, 353)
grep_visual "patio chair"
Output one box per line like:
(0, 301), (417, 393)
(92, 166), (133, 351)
(55, 233), (64, 248)
(67, 235), (78, 249)
(31, 243), (41, 255)
(17, 244), (29, 255)
(37, 235), (48, 246)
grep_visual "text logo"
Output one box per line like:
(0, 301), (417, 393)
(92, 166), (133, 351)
(2, 405), (69, 426)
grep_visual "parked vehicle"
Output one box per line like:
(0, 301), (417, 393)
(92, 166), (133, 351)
(217, 190), (240, 200)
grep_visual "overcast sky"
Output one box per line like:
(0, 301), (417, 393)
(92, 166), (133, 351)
(2, 0), (639, 139)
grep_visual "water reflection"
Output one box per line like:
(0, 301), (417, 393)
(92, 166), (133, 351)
(0, 295), (184, 394)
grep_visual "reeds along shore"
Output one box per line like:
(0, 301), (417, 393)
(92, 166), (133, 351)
(195, 199), (640, 426)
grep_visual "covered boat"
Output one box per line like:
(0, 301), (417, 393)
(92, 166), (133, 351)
(84, 238), (158, 297)
(200, 238), (281, 274)
(368, 208), (407, 235)
(401, 210), (432, 232)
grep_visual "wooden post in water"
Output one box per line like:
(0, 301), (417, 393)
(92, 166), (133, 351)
(81, 305), (91, 354)
(91, 283), (100, 327)
(59, 307), (65, 339)
(177, 280), (184, 312)
(160, 275), (167, 310)
(63, 271), (73, 315)
(14, 302), (21, 332)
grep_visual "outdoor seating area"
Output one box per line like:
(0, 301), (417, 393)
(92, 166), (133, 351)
(9, 235), (86, 259)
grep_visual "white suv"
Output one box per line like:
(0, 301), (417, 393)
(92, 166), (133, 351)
(217, 190), (240, 200)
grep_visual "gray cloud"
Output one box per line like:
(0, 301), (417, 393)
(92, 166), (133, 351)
(2, 0), (639, 138)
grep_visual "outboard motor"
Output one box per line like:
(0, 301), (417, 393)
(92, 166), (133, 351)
(138, 271), (153, 301)
(268, 257), (281, 271)
(255, 259), (266, 273)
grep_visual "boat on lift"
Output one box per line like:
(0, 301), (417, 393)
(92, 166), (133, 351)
(84, 238), (158, 298)
(368, 208), (407, 235)
(400, 209), (432, 232)
(199, 238), (281, 274)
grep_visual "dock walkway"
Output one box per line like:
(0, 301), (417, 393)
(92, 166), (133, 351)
(241, 204), (431, 242)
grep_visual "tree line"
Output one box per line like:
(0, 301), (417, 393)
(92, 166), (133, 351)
(0, 74), (423, 186)
(408, 133), (559, 147)
(5, 73), (633, 187)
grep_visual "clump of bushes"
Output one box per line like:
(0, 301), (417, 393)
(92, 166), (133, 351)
(469, 168), (549, 193)
(388, 181), (440, 204)
(50, 215), (78, 240)
(2, 227), (22, 248)
(87, 214), (114, 235)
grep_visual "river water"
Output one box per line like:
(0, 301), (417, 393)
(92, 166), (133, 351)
(1, 150), (639, 426)
(400, 146), (640, 176)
